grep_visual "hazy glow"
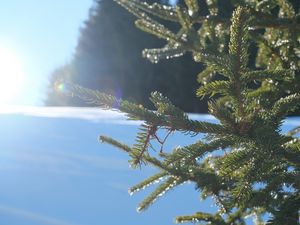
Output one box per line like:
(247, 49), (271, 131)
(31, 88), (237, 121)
(0, 44), (24, 105)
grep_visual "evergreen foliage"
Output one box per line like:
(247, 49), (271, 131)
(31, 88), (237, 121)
(58, 0), (300, 224)
(46, 0), (204, 113)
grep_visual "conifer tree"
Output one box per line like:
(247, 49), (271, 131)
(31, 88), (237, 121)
(58, 0), (300, 224)
(46, 0), (205, 113)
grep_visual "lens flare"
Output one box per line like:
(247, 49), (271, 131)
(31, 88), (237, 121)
(55, 81), (69, 93)
(55, 81), (75, 100)
(55, 82), (65, 92)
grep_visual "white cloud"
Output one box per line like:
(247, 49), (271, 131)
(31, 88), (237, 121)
(1, 105), (297, 128)
(0, 106), (220, 124)
(0, 106), (142, 125)
(0, 204), (79, 225)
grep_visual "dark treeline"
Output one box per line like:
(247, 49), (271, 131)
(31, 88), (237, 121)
(45, 0), (206, 112)
(46, 0), (299, 114)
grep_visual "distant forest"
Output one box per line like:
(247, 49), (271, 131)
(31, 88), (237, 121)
(45, 0), (206, 112)
(45, 0), (299, 114)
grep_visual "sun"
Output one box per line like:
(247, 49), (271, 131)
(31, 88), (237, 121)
(0, 44), (24, 105)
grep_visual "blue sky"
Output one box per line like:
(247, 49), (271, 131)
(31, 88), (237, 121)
(0, 1), (93, 105)
(0, 107), (299, 225)
(0, 109), (219, 225)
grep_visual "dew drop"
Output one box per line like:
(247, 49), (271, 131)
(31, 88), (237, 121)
(128, 190), (134, 196)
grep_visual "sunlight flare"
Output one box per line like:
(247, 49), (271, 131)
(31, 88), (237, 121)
(0, 44), (24, 105)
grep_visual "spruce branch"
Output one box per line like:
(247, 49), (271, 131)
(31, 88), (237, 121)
(208, 101), (236, 129)
(193, 51), (231, 76)
(272, 93), (300, 119)
(114, 0), (152, 21)
(228, 7), (251, 118)
(99, 135), (171, 171)
(114, 0), (179, 22)
(176, 6), (192, 30)
(128, 171), (168, 195)
(242, 69), (294, 83)
(99, 135), (131, 153)
(249, 8), (300, 31)
(130, 123), (157, 166)
(150, 91), (185, 117)
(196, 80), (231, 98)
(137, 176), (184, 212)
(217, 147), (253, 177)
(63, 83), (228, 135)
(142, 44), (186, 63)
(184, 0), (199, 17)
(164, 136), (236, 165)
(277, 0), (295, 18)
(287, 126), (300, 136)
(175, 212), (225, 224)
(135, 18), (178, 42)
(205, 0), (219, 15)
(197, 66), (216, 85)
(229, 7), (250, 74)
